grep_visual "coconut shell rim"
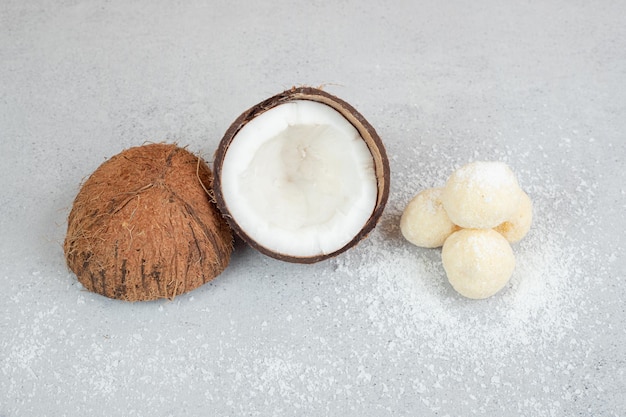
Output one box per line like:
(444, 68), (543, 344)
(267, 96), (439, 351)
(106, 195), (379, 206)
(213, 86), (390, 264)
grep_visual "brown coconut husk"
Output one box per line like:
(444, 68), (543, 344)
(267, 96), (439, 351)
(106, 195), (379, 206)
(213, 86), (390, 263)
(64, 143), (233, 301)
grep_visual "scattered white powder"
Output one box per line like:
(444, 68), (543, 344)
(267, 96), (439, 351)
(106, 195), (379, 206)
(326, 142), (606, 412)
(335, 221), (582, 357)
(451, 160), (517, 188)
(0, 140), (616, 417)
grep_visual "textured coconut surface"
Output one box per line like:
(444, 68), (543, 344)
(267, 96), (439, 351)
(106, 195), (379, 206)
(64, 143), (233, 301)
(1, 1), (625, 416)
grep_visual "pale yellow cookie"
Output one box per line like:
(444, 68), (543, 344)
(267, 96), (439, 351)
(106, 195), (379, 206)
(400, 188), (459, 248)
(442, 229), (515, 299)
(442, 161), (522, 229)
(494, 190), (533, 243)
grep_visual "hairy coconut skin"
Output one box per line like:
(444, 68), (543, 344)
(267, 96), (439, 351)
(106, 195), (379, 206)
(64, 143), (233, 301)
(214, 86), (390, 263)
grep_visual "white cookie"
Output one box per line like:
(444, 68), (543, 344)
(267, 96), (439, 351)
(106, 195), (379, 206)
(494, 190), (533, 243)
(442, 228), (515, 299)
(442, 161), (521, 229)
(400, 188), (458, 248)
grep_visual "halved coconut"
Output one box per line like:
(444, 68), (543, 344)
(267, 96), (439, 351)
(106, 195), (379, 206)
(214, 87), (390, 263)
(64, 143), (233, 301)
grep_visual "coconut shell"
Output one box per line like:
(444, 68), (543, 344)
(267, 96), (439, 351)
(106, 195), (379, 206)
(64, 143), (233, 301)
(214, 86), (390, 263)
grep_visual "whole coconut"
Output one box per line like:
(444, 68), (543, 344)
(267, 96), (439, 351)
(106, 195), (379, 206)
(64, 143), (233, 301)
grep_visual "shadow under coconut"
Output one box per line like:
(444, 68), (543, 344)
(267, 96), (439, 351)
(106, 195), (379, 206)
(377, 211), (403, 243)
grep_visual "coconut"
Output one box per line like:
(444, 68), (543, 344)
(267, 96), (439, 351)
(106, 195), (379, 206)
(213, 87), (390, 263)
(64, 143), (233, 301)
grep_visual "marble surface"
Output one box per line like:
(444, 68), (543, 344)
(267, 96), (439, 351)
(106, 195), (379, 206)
(1, 1), (625, 416)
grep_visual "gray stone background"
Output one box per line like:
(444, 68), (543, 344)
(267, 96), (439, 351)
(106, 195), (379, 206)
(1, 1), (625, 416)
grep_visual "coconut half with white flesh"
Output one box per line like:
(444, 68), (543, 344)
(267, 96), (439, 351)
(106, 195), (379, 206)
(214, 87), (390, 263)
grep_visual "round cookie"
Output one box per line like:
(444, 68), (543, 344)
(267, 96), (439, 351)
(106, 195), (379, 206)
(494, 190), (533, 243)
(442, 228), (515, 299)
(442, 161), (521, 229)
(400, 188), (459, 248)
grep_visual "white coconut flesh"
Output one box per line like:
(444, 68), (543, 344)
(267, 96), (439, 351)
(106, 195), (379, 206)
(220, 100), (378, 258)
